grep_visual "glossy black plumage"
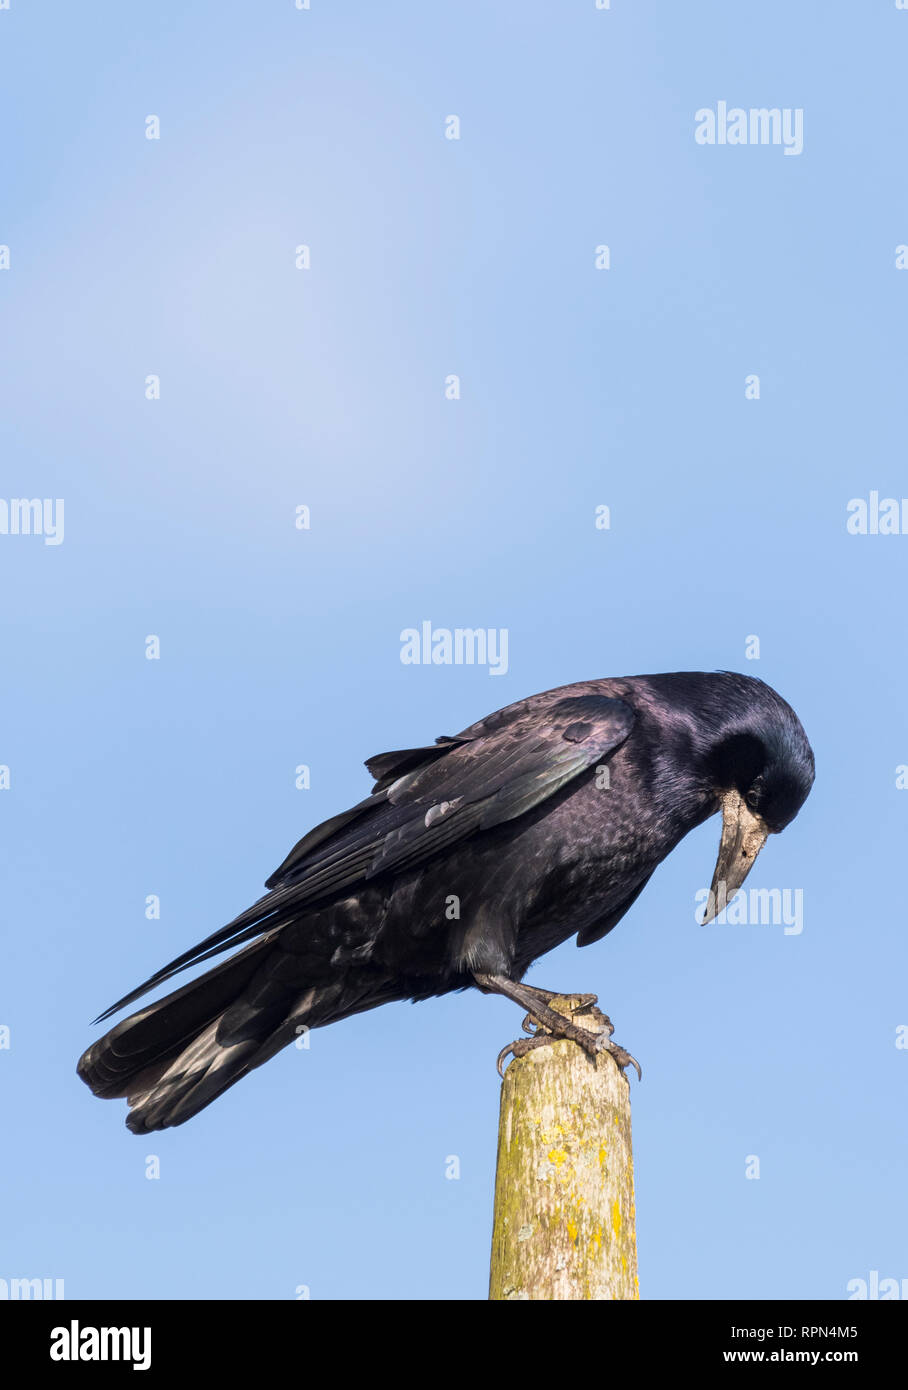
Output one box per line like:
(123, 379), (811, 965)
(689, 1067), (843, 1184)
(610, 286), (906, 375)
(77, 671), (815, 1132)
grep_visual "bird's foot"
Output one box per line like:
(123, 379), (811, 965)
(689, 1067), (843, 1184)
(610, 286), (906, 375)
(496, 995), (642, 1081)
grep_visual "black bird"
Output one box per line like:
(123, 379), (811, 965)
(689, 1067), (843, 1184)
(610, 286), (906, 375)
(78, 671), (814, 1132)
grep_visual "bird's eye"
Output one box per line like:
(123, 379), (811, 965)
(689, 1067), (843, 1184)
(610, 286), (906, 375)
(745, 788), (760, 810)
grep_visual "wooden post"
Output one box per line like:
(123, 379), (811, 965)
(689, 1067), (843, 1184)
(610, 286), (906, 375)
(488, 995), (639, 1301)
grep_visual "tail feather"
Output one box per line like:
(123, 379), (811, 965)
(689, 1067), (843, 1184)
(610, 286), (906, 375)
(77, 935), (275, 1100)
(78, 938), (402, 1133)
(124, 1019), (264, 1133)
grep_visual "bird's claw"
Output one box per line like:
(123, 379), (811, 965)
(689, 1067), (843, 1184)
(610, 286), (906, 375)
(605, 1039), (643, 1082)
(497, 1033), (554, 1077)
(497, 1003), (642, 1081)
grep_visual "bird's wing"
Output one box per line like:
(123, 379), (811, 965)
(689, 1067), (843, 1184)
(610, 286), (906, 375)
(363, 736), (467, 793)
(260, 736), (470, 886)
(362, 693), (634, 877)
(95, 694), (633, 1021)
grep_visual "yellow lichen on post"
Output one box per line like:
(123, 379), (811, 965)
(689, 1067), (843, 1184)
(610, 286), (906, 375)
(488, 996), (638, 1301)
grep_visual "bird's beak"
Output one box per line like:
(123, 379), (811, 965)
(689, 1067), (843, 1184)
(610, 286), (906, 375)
(700, 789), (770, 924)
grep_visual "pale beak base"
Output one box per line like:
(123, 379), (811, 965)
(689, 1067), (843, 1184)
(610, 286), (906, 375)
(701, 789), (770, 924)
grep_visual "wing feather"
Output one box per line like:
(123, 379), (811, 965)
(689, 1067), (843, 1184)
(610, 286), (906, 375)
(96, 693), (634, 1021)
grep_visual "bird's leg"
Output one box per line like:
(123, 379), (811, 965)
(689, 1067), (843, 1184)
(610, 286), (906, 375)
(472, 972), (641, 1081)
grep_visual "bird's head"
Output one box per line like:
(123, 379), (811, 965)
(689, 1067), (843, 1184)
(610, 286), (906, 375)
(700, 687), (815, 923)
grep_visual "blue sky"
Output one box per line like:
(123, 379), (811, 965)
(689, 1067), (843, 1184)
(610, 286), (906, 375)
(1, 1), (906, 1300)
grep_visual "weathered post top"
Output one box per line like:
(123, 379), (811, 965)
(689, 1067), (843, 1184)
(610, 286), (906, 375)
(489, 996), (638, 1301)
